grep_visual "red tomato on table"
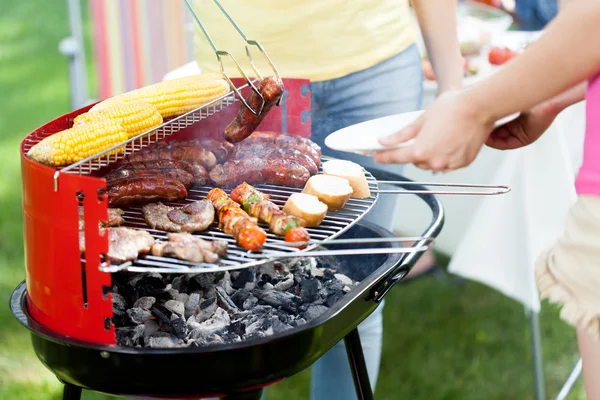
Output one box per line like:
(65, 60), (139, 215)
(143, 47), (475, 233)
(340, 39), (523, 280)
(488, 47), (520, 65)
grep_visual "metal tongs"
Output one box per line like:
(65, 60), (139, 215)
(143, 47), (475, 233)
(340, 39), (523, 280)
(184, 0), (283, 116)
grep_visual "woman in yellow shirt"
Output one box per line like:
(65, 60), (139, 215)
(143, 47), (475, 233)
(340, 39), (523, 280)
(193, 1), (463, 398)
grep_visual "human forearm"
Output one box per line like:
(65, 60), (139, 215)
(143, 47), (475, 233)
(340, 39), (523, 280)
(464, 1), (600, 124)
(412, 0), (463, 93)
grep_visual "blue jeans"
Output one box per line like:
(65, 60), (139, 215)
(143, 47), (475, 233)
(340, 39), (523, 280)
(308, 44), (423, 400)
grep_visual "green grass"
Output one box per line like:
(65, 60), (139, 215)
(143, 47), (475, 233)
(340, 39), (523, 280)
(0, 1), (586, 399)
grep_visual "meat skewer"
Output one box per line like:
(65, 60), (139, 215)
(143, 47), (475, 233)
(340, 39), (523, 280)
(223, 77), (284, 143)
(230, 183), (310, 245)
(206, 188), (267, 251)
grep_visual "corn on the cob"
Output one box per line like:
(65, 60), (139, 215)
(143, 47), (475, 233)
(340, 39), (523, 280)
(74, 101), (163, 139)
(27, 120), (128, 167)
(90, 74), (230, 119)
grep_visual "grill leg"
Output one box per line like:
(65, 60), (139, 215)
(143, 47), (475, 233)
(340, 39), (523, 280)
(344, 328), (374, 400)
(62, 384), (82, 400)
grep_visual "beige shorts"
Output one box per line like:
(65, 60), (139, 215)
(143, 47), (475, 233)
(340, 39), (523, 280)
(536, 195), (600, 339)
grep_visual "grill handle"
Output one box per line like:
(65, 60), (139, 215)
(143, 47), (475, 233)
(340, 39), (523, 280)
(367, 170), (446, 303)
(373, 181), (510, 196)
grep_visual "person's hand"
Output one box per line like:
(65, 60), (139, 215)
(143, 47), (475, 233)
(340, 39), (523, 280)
(374, 91), (495, 172)
(485, 83), (586, 150)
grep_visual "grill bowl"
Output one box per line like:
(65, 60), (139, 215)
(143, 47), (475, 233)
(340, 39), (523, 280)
(11, 221), (402, 398)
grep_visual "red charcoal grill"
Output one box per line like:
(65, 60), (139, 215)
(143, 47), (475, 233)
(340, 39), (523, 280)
(11, 77), (444, 400)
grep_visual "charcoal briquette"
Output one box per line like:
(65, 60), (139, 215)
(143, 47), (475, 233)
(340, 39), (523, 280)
(167, 317), (187, 339)
(302, 305), (329, 321)
(165, 299), (185, 317)
(299, 279), (319, 303)
(127, 307), (153, 324)
(147, 332), (183, 348)
(230, 289), (251, 309)
(133, 296), (156, 310)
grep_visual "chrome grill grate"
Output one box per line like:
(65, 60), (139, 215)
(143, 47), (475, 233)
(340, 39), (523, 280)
(99, 160), (379, 274)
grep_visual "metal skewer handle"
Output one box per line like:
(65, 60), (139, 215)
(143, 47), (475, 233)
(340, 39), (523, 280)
(372, 181), (510, 196)
(245, 236), (434, 259)
(183, 0), (283, 115)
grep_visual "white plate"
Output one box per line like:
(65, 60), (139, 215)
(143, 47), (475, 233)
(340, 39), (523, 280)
(324, 110), (520, 156)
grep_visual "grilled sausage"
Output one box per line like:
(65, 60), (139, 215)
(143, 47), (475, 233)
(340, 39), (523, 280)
(106, 161), (195, 189)
(191, 138), (234, 164)
(223, 77), (284, 143)
(231, 131), (322, 166)
(107, 176), (188, 207)
(129, 142), (217, 170)
(209, 158), (310, 188)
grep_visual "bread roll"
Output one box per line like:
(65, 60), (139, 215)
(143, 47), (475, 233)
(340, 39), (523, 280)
(322, 160), (371, 198)
(302, 175), (353, 210)
(282, 193), (328, 227)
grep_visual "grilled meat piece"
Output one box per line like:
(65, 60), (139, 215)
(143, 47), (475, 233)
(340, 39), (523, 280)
(209, 157), (310, 188)
(107, 176), (187, 207)
(151, 233), (228, 263)
(78, 207), (125, 230)
(79, 227), (154, 263)
(231, 182), (310, 243)
(166, 199), (215, 232)
(142, 203), (182, 232)
(207, 188), (267, 251)
(223, 77), (284, 143)
(142, 200), (215, 233)
(131, 141), (217, 170)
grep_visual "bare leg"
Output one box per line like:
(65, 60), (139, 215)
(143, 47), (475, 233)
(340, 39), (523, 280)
(577, 328), (600, 400)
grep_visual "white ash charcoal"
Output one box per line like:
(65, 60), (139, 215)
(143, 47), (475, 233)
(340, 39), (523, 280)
(111, 293), (127, 317)
(132, 324), (145, 343)
(274, 275), (294, 292)
(189, 308), (230, 338)
(143, 320), (160, 342)
(133, 296), (156, 310)
(334, 274), (354, 287)
(270, 317), (293, 333)
(127, 307), (153, 324)
(188, 334), (225, 347)
(184, 292), (200, 319)
(165, 299), (185, 317)
(257, 282), (274, 291)
(148, 332), (184, 348)
(290, 318), (306, 327)
(215, 286), (238, 313)
(176, 293), (189, 305)
(302, 305), (329, 320)
(112, 255), (359, 348)
(186, 315), (202, 331)
(168, 288), (179, 300)
(195, 296), (218, 323)
(243, 295), (259, 310)
(252, 289), (301, 313)
(217, 271), (236, 296)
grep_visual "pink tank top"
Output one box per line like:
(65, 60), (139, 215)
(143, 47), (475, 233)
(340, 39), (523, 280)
(575, 75), (600, 196)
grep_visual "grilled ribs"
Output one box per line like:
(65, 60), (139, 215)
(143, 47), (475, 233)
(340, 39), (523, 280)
(151, 232), (228, 263)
